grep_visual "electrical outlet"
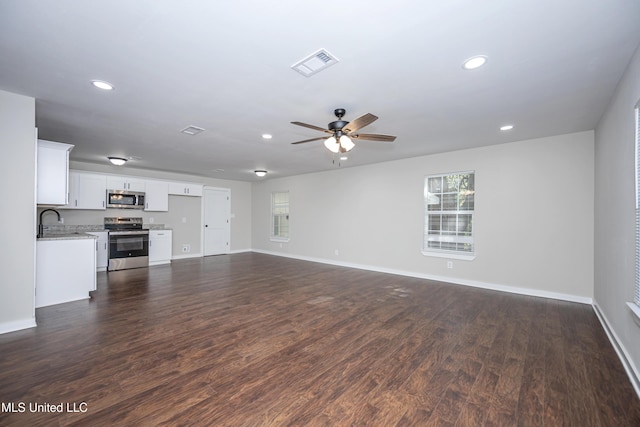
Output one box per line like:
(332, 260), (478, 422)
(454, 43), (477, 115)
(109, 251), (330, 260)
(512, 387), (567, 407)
(334, 249), (339, 256)
(182, 244), (190, 253)
(149, 217), (155, 223)
(59, 217), (64, 224)
(182, 217), (187, 223)
(447, 261), (453, 269)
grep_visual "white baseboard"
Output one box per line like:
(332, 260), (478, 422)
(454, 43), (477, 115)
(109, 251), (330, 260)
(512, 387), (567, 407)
(171, 252), (202, 260)
(592, 302), (640, 398)
(251, 249), (593, 305)
(0, 318), (37, 335)
(228, 248), (252, 254)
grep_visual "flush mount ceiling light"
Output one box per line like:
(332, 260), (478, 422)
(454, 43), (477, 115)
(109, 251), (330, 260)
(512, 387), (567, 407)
(500, 124), (514, 131)
(262, 134), (273, 140)
(91, 80), (114, 90)
(462, 55), (488, 70)
(254, 170), (267, 177)
(108, 156), (127, 166)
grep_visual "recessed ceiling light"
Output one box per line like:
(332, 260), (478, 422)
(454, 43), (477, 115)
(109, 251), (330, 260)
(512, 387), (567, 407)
(262, 134), (273, 140)
(213, 168), (225, 173)
(500, 125), (514, 131)
(91, 80), (114, 90)
(462, 55), (488, 70)
(340, 156), (348, 161)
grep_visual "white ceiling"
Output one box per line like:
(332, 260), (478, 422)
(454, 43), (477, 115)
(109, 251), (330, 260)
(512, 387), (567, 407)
(1, 0), (639, 181)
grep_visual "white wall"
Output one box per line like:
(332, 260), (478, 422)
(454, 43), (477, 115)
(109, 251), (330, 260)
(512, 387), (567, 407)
(594, 44), (640, 387)
(252, 131), (595, 302)
(0, 90), (36, 333)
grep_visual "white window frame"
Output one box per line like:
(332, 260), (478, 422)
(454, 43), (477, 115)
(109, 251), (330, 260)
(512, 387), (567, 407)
(270, 191), (290, 242)
(422, 171), (476, 260)
(630, 102), (640, 321)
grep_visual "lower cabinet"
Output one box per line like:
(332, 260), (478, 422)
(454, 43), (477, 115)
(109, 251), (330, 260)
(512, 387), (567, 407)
(149, 230), (172, 266)
(36, 238), (96, 308)
(87, 231), (108, 271)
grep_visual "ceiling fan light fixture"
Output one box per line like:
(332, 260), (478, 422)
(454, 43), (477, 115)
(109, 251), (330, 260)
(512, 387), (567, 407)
(108, 156), (127, 166)
(324, 136), (340, 153)
(339, 135), (355, 152)
(254, 170), (267, 177)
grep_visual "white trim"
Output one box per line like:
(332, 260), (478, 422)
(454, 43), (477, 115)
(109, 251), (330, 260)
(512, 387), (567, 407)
(593, 302), (640, 398)
(227, 248), (252, 254)
(627, 301), (640, 323)
(421, 250), (476, 261)
(0, 318), (37, 335)
(270, 237), (290, 243)
(251, 249), (592, 304)
(171, 252), (203, 260)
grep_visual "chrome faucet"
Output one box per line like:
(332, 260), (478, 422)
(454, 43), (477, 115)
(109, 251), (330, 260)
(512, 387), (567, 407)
(38, 209), (61, 238)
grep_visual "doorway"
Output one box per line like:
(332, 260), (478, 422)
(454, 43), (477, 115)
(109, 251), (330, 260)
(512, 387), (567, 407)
(203, 187), (230, 256)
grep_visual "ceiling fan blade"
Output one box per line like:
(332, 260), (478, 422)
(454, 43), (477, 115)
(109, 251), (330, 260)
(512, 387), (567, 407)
(351, 133), (397, 142)
(291, 136), (328, 145)
(291, 121), (332, 134)
(343, 113), (378, 134)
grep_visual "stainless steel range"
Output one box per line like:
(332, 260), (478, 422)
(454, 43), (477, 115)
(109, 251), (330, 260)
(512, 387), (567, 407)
(104, 217), (149, 271)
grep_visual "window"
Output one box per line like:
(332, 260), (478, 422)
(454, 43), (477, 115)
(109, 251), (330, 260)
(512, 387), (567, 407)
(271, 191), (290, 241)
(423, 171), (475, 258)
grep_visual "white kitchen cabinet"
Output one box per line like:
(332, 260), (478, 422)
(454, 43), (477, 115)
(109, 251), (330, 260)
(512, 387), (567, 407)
(169, 182), (203, 197)
(106, 176), (145, 192)
(67, 171), (107, 210)
(149, 230), (172, 265)
(87, 231), (108, 271)
(144, 180), (169, 211)
(36, 238), (96, 308)
(37, 140), (74, 205)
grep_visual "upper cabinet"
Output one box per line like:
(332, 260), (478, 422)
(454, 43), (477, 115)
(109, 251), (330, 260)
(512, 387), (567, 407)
(37, 140), (74, 205)
(106, 176), (145, 192)
(144, 180), (169, 211)
(67, 171), (107, 210)
(169, 182), (203, 197)
(62, 170), (204, 210)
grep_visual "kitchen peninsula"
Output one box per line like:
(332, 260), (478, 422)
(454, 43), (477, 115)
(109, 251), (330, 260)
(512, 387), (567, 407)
(36, 232), (97, 308)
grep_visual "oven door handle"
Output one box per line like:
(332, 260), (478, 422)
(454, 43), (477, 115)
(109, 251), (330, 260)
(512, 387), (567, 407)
(108, 230), (149, 236)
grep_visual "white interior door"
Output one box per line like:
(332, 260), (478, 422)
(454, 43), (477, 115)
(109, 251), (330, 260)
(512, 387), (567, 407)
(203, 188), (230, 256)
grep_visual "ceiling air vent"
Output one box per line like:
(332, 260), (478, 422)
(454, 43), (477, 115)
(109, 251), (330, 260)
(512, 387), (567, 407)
(180, 125), (205, 136)
(291, 48), (339, 77)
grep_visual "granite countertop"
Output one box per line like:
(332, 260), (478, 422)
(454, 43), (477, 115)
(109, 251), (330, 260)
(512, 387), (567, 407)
(37, 223), (170, 240)
(38, 224), (105, 241)
(37, 232), (99, 241)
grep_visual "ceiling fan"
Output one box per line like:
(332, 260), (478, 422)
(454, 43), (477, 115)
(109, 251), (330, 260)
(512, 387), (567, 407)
(291, 108), (396, 153)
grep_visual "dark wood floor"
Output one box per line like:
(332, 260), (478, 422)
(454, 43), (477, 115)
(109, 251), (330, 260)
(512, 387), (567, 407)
(1, 253), (639, 426)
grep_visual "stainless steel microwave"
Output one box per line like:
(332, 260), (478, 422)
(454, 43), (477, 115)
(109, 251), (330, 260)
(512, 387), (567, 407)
(106, 190), (145, 209)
